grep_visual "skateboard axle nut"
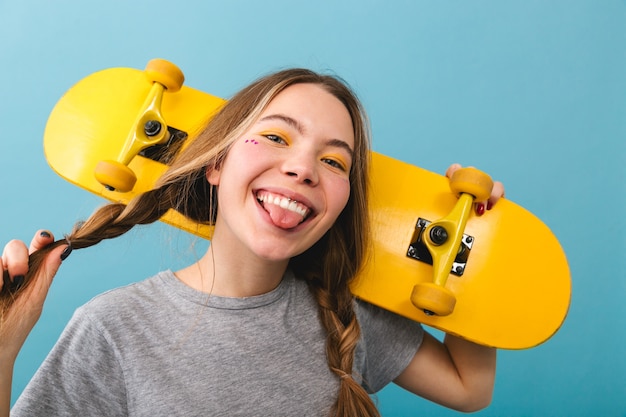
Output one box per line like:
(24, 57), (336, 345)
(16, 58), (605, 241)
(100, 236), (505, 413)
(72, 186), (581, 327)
(144, 120), (162, 136)
(429, 226), (448, 245)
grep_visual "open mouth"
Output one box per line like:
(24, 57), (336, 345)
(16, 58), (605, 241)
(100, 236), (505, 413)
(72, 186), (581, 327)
(256, 190), (312, 228)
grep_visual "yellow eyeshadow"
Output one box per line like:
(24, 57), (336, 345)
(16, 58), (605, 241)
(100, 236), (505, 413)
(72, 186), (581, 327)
(258, 129), (291, 144)
(323, 153), (349, 171)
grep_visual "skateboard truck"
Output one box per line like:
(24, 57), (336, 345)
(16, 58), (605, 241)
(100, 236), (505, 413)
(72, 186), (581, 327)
(408, 168), (493, 316)
(94, 59), (185, 192)
(138, 126), (188, 165)
(407, 218), (474, 277)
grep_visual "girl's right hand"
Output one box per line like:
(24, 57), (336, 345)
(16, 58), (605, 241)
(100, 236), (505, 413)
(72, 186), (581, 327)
(0, 231), (66, 363)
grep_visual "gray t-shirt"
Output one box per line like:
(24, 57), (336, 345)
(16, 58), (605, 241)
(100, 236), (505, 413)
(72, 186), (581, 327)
(13, 270), (423, 416)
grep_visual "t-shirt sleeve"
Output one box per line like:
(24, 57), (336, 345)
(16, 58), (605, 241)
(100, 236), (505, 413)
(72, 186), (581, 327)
(355, 299), (424, 393)
(12, 306), (128, 416)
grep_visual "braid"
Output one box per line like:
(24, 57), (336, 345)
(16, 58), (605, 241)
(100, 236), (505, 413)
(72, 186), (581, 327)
(0, 184), (178, 318)
(294, 223), (380, 417)
(308, 285), (380, 417)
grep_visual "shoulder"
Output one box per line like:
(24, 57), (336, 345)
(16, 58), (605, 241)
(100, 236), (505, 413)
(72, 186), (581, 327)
(355, 298), (423, 338)
(81, 269), (188, 308)
(80, 271), (163, 307)
(354, 299), (424, 393)
(72, 270), (182, 332)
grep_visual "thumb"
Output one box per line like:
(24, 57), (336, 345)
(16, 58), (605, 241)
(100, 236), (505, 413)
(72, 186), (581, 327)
(26, 244), (68, 306)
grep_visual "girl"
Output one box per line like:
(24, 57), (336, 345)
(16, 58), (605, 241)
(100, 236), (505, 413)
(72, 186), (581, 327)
(0, 68), (501, 416)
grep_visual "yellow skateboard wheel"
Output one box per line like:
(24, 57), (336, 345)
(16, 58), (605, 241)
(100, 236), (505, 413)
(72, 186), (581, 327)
(449, 167), (493, 202)
(144, 59), (185, 92)
(94, 160), (137, 192)
(411, 282), (457, 316)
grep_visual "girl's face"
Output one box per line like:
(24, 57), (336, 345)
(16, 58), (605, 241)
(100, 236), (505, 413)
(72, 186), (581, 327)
(207, 83), (355, 263)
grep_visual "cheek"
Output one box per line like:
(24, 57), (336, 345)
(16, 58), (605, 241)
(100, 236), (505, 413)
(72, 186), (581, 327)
(329, 178), (352, 214)
(235, 138), (272, 163)
(216, 140), (270, 182)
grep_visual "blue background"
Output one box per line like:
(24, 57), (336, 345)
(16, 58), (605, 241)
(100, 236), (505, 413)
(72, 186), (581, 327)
(1, 0), (625, 415)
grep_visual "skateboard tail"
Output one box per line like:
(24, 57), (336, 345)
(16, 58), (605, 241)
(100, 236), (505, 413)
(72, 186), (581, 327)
(351, 153), (571, 349)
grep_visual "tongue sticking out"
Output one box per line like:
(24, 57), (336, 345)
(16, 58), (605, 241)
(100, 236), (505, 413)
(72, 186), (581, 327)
(264, 203), (305, 229)
(257, 192), (310, 229)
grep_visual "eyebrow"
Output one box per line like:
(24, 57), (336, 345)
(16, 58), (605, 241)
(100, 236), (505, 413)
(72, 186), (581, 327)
(259, 113), (354, 156)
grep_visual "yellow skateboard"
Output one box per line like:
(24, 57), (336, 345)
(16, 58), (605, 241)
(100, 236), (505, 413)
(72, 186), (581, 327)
(43, 60), (571, 349)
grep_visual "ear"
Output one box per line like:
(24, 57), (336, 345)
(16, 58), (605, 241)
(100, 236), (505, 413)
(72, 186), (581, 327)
(206, 166), (221, 186)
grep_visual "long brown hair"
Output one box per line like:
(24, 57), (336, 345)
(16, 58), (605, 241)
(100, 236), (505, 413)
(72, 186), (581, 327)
(1, 68), (377, 416)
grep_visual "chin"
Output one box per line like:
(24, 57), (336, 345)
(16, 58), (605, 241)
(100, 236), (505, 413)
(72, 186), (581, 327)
(253, 244), (309, 264)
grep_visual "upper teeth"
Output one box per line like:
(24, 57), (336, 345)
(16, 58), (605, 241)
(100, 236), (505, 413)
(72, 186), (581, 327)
(257, 192), (310, 218)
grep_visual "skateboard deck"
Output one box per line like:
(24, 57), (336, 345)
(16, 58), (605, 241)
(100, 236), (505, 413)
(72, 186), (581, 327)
(43, 60), (571, 349)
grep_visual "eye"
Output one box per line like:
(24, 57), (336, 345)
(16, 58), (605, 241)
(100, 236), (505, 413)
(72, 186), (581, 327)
(321, 157), (349, 173)
(264, 134), (288, 145)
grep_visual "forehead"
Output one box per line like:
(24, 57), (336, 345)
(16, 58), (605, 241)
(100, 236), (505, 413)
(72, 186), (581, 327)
(259, 83), (355, 147)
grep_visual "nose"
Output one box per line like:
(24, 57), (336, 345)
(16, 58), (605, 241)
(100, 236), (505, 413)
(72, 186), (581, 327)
(282, 152), (319, 185)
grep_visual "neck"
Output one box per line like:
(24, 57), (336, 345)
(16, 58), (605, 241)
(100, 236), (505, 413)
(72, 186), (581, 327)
(176, 243), (289, 298)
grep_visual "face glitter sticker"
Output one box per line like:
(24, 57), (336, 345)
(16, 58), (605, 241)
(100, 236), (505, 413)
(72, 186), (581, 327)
(244, 139), (259, 144)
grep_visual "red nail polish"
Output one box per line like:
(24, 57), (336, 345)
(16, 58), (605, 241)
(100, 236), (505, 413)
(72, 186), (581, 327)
(487, 201), (493, 211)
(476, 203), (485, 216)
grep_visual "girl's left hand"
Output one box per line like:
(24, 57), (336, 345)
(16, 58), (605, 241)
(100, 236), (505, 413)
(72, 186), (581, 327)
(445, 163), (505, 215)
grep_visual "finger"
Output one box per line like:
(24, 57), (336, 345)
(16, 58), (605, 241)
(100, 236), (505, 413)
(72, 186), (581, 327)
(1, 259), (7, 292)
(486, 181), (505, 210)
(30, 244), (67, 298)
(445, 163), (463, 179)
(2, 240), (30, 280)
(29, 230), (55, 255)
